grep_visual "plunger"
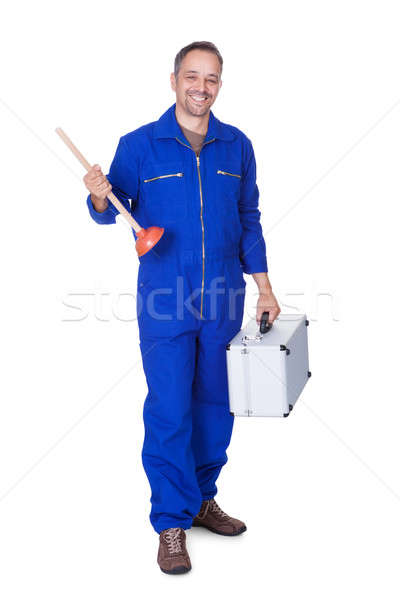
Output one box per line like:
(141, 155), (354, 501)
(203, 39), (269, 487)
(55, 127), (164, 256)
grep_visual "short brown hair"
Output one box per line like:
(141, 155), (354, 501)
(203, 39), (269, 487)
(174, 41), (223, 79)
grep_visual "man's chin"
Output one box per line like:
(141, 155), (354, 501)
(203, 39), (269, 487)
(184, 100), (210, 117)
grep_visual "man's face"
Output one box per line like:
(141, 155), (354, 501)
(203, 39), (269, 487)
(170, 49), (222, 117)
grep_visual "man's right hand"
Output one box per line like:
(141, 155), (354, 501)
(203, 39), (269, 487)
(83, 164), (112, 212)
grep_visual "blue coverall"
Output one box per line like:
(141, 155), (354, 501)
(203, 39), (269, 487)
(87, 103), (268, 533)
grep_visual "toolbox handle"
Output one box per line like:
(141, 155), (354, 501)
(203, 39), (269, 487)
(260, 311), (272, 334)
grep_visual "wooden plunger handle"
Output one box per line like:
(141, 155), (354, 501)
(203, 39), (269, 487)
(55, 127), (142, 233)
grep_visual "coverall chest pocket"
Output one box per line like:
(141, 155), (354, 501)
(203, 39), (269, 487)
(141, 161), (186, 225)
(216, 164), (242, 238)
(216, 164), (242, 211)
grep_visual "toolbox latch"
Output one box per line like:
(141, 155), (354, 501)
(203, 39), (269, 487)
(242, 332), (262, 343)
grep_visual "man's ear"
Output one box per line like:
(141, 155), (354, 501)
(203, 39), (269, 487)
(170, 72), (176, 91)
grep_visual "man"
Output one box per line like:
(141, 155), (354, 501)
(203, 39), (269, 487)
(84, 41), (280, 575)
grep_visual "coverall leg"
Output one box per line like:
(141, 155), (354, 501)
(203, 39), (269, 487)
(191, 333), (234, 502)
(138, 253), (245, 534)
(139, 331), (201, 533)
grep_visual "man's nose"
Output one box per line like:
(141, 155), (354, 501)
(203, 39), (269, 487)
(197, 80), (209, 92)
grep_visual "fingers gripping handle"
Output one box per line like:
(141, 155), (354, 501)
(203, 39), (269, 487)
(55, 127), (142, 234)
(260, 311), (272, 334)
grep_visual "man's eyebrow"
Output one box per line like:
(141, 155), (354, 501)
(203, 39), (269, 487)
(184, 70), (219, 78)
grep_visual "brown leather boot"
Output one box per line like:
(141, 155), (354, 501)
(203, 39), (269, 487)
(192, 498), (247, 536)
(157, 527), (191, 574)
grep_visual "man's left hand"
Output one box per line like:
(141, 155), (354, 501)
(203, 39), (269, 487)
(256, 290), (281, 325)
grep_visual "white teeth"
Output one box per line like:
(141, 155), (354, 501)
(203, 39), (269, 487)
(191, 96), (206, 101)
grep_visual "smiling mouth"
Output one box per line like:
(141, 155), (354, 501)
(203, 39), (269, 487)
(188, 95), (208, 104)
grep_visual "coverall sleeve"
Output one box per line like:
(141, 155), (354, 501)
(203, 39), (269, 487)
(238, 138), (269, 274)
(86, 136), (139, 225)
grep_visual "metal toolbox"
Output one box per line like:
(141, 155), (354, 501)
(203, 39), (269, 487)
(226, 312), (311, 417)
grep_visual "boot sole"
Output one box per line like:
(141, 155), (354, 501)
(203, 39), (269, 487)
(192, 522), (247, 536)
(160, 565), (191, 574)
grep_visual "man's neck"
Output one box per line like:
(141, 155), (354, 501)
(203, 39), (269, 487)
(175, 105), (210, 135)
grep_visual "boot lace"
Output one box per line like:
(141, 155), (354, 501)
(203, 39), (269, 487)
(209, 499), (230, 519)
(162, 527), (183, 554)
(198, 499), (230, 520)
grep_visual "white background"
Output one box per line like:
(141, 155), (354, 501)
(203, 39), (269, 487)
(1, 0), (400, 597)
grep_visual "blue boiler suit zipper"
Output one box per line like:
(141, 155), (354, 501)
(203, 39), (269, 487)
(86, 103), (269, 533)
(174, 134), (216, 319)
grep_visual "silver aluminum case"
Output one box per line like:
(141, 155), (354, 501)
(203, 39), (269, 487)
(226, 314), (310, 417)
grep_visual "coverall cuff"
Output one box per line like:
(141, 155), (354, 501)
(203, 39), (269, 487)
(86, 193), (117, 225)
(240, 256), (268, 275)
(155, 520), (194, 534)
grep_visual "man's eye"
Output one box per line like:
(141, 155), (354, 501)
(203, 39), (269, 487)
(187, 76), (195, 79)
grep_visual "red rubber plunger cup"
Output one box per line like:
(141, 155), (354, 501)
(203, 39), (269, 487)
(136, 225), (164, 256)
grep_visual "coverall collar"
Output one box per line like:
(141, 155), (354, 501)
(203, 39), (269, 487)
(153, 103), (236, 145)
